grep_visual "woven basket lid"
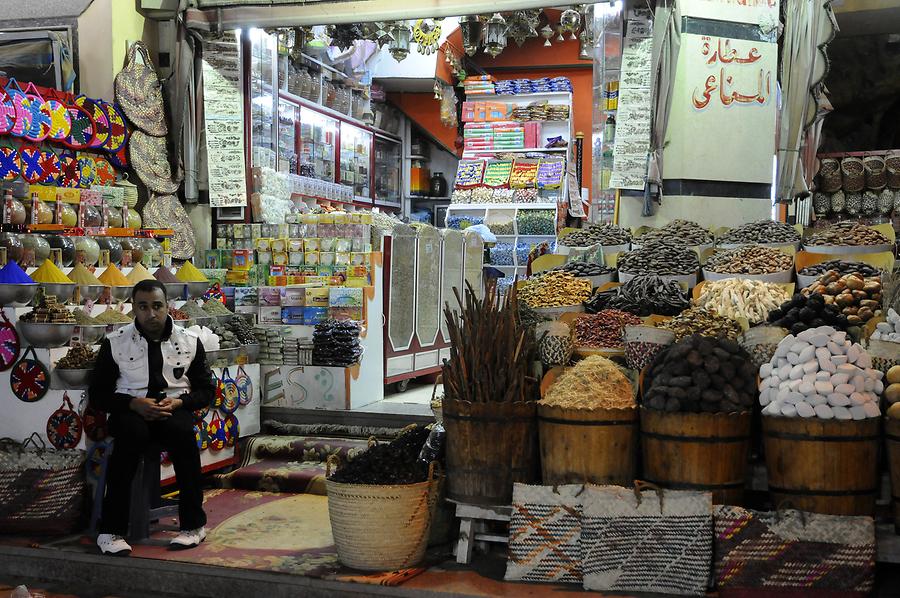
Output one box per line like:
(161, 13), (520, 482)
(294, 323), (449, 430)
(142, 194), (195, 259)
(114, 42), (168, 136)
(129, 130), (179, 194)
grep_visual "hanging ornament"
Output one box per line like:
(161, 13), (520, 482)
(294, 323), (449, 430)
(47, 392), (83, 449)
(556, 25), (565, 42)
(327, 24), (362, 52)
(388, 21), (411, 62)
(579, 6), (594, 61)
(560, 7), (582, 40)
(433, 80), (443, 100)
(459, 15), (484, 57)
(541, 25), (555, 47)
(236, 365), (253, 406)
(507, 10), (540, 47)
(483, 13), (508, 58)
(413, 19), (442, 55)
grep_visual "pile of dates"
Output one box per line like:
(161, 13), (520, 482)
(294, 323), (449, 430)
(801, 271), (882, 326)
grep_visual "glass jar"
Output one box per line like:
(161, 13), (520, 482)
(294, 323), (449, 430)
(21, 234), (51, 264)
(107, 209), (124, 228)
(127, 208), (142, 229)
(81, 204), (102, 227)
(0, 232), (23, 263)
(324, 82), (337, 109)
(97, 237), (123, 265)
(58, 202), (78, 227)
(430, 172), (448, 198)
(25, 200), (53, 224)
(142, 238), (163, 267)
(120, 238), (144, 264)
(5, 198), (26, 225)
(47, 235), (76, 267)
(74, 236), (101, 266)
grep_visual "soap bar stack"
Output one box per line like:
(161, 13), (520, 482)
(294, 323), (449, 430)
(871, 308), (900, 343)
(759, 325), (883, 419)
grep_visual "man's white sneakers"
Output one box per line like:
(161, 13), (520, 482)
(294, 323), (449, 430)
(169, 526), (207, 548)
(97, 534), (132, 556)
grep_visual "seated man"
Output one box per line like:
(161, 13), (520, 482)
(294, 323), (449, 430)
(89, 278), (214, 555)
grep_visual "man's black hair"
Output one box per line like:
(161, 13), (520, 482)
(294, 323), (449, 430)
(132, 278), (168, 301)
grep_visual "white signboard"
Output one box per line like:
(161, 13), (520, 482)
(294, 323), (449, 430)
(202, 33), (247, 208)
(678, 0), (780, 26)
(663, 33), (777, 183)
(609, 11), (654, 191)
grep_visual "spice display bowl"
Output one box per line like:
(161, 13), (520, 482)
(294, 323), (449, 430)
(163, 282), (186, 301)
(532, 304), (585, 319)
(109, 285), (134, 302)
(16, 321), (77, 348)
(36, 283), (76, 305)
(186, 316), (215, 328)
(53, 367), (92, 389)
(205, 344), (259, 367)
(76, 284), (107, 304)
(76, 324), (107, 345)
(106, 322), (131, 333)
(584, 272), (616, 288)
(0, 283), (38, 307)
(802, 243), (892, 255)
(186, 281), (210, 299)
(702, 268), (794, 284)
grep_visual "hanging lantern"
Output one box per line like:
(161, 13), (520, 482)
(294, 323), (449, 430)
(459, 15), (483, 56)
(433, 80), (443, 100)
(560, 7), (582, 40)
(541, 24), (554, 47)
(388, 22), (411, 62)
(578, 5), (594, 60)
(483, 13), (508, 58)
(507, 10), (540, 47)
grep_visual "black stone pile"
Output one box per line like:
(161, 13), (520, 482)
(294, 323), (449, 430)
(328, 425), (431, 485)
(312, 319), (363, 366)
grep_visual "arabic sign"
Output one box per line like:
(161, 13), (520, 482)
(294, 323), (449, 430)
(610, 9), (654, 191)
(678, 0), (780, 26)
(202, 33), (247, 208)
(663, 33), (776, 184)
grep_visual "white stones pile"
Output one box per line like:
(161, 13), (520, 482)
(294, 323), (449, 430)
(871, 308), (900, 343)
(758, 325), (883, 419)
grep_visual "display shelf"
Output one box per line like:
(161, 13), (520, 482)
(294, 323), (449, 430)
(446, 202), (558, 210)
(407, 154), (429, 161)
(280, 89), (401, 142)
(492, 91), (573, 102)
(0, 225), (174, 237)
(462, 147), (568, 157)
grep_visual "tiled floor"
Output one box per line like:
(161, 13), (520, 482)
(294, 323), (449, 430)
(349, 381), (439, 416)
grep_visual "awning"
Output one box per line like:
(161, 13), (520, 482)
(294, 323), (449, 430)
(185, 0), (570, 30)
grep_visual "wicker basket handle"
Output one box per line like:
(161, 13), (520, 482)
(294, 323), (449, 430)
(431, 375), (443, 403)
(325, 453), (341, 477)
(22, 432), (46, 452)
(633, 480), (665, 513)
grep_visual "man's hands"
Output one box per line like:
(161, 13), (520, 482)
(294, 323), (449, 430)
(129, 397), (184, 421)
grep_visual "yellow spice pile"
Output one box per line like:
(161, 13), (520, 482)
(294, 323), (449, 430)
(541, 355), (635, 410)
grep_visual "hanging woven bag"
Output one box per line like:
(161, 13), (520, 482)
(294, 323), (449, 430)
(863, 155), (886, 190)
(840, 157), (864, 193)
(10, 346), (49, 403)
(235, 364), (253, 406)
(114, 41), (168, 136)
(0, 310), (21, 372)
(47, 392), (83, 450)
(129, 131), (179, 194)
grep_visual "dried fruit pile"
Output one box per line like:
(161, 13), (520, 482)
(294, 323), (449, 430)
(328, 425), (431, 485)
(800, 271), (882, 326)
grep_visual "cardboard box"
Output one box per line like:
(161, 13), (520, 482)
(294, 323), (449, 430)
(302, 307), (328, 325)
(234, 287), (259, 307)
(281, 306), (305, 325)
(329, 287), (363, 308)
(259, 306), (283, 324)
(258, 287), (282, 306)
(280, 286), (306, 307)
(304, 287), (330, 308)
(329, 306), (363, 321)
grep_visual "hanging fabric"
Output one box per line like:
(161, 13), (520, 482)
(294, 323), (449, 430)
(47, 392), (83, 450)
(10, 346), (49, 403)
(0, 310), (21, 372)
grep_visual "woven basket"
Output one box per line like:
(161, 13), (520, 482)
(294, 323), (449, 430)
(886, 151), (900, 189)
(830, 190), (845, 213)
(0, 434), (86, 534)
(841, 157), (865, 193)
(738, 326), (788, 371)
(325, 457), (440, 571)
(143, 194), (195, 260)
(818, 158), (842, 193)
(845, 192), (862, 215)
(116, 177), (139, 208)
(863, 156), (886, 190)
(623, 325), (675, 371)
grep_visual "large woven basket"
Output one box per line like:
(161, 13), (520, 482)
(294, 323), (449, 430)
(326, 457), (440, 571)
(841, 157), (865, 193)
(886, 151), (900, 189)
(864, 156), (886, 190)
(819, 158), (842, 193)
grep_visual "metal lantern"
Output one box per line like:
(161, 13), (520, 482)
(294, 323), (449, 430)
(560, 7), (581, 40)
(483, 13), (507, 58)
(507, 10), (540, 47)
(578, 4), (594, 60)
(541, 24), (554, 47)
(388, 22), (411, 62)
(459, 15), (483, 56)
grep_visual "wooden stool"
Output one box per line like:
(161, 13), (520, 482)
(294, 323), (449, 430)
(448, 500), (511, 564)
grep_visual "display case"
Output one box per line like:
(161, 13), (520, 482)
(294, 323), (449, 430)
(277, 102), (298, 173)
(374, 136), (402, 206)
(299, 106), (337, 182)
(414, 224), (441, 349)
(249, 30), (277, 170)
(340, 123), (372, 201)
(440, 229), (465, 344)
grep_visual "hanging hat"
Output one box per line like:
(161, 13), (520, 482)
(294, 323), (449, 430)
(129, 130), (179, 194)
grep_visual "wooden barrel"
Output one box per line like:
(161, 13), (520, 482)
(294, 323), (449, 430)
(640, 408), (752, 505)
(762, 415), (879, 516)
(443, 398), (538, 505)
(886, 418), (900, 532)
(538, 404), (637, 485)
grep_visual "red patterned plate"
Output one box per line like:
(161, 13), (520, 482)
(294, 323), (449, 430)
(64, 103), (95, 149)
(93, 156), (116, 185)
(0, 311), (20, 372)
(47, 392), (83, 449)
(10, 347), (49, 403)
(37, 149), (61, 184)
(18, 144), (44, 184)
(75, 96), (110, 149)
(57, 151), (80, 188)
(6, 88), (31, 137)
(0, 147), (20, 181)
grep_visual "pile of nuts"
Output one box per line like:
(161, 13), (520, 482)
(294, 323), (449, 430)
(798, 260), (881, 278)
(759, 326), (883, 419)
(872, 308), (900, 343)
(558, 223), (631, 247)
(585, 275), (690, 316)
(705, 245), (794, 275)
(637, 219), (714, 246)
(574, 309), (642, 348)
(767, 292), (850, 334)
(656, 307), (743, 341)
(548, 261), (615, 277)
(617, 241), (700, 276)
(717, 220), (800, 245)
(885, 366), (900, 418)
(801, 271), (882, 325)
(643, 334), (757, 413)
(805, 221), (891, 247)
(56, 343), (96, 369)
(695, 278), (790, 324)
(518, 271), (592, 308)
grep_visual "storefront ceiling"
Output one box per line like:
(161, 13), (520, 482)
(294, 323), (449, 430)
(185, 0), (570, 29)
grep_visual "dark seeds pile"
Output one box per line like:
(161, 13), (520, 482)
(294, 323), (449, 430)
(312, 319), (363, 366)
(643, 334), (756, 414)
(767, 292), (850, 335)
(328, 426), (431, 485)
(585, 274), (690, 316)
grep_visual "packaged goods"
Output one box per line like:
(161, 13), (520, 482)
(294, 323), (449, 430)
(517, 271), (591, 308)
(759, 326), (883, 419)
(30, 260), (73, 284)
(800, 271), (882, 326)
(656, 307), (743, 341)
(585, 275), (690, 317)
(695, 279), (790, 324)
(312, 319), (362, 366)
(542, 355), (634, 409)
(717, 220), (800, 245)
(617, 241), (699, 276)
(643, 335), (756, 413)
(516, 210), (555, 235)
(705, 245), (793, 275)
(574, 310), (642, 348)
